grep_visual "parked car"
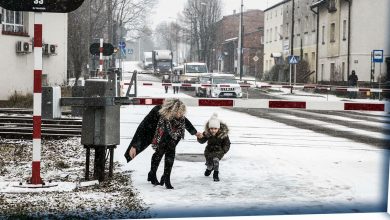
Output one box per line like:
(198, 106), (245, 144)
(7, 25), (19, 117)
(195, 74), (212, 97)
(197, 73), (242, 98)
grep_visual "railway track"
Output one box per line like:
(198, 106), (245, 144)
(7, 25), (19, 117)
(0, 108), (81, 139)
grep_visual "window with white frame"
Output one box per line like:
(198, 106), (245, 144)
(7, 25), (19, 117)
(2, 9), (25, 33)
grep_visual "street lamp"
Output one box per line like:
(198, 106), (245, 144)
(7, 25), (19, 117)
(200, 2), (207, 62)
(239, 0), (244, 80)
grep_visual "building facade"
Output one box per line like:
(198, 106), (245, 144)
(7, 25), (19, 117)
(0, 9), (68, 100)
(313, 0), (390, 83)
(264, 0), (319, 83)
(214, 9), (264, 76)
(264, 1), (286, 80)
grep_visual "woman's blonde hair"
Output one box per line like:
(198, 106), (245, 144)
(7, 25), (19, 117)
(159, 98), (186, 120)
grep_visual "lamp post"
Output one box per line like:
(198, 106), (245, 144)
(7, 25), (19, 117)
(239, 0), (244, 80)
(200, 2), (207, 63)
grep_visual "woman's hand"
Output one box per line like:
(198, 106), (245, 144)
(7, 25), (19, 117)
(129, 147), (137, 159)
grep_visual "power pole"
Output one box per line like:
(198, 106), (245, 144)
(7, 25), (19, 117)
(291, 0), (294, 56)
(239, 0), (244, 80)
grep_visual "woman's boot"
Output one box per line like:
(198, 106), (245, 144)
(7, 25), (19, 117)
(160, 174), (174, 189)
(147, 171), (160, 185)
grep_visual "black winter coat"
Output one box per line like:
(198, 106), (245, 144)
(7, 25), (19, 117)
(124, 105), (197, 162)
(197, 122), (230, 160)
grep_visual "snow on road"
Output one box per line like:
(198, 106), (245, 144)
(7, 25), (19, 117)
(116, 79), (389, 217)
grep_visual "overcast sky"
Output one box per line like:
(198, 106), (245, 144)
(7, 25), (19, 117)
(151, 0), (284, 28)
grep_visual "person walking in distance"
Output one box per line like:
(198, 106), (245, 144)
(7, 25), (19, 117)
(348, 70), (358, 99)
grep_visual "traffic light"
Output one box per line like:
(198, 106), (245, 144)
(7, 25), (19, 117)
(89, 43), (114, 56)
(0, 0), (85, 13)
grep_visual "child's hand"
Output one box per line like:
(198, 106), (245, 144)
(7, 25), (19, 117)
(196, 132), (203, 139)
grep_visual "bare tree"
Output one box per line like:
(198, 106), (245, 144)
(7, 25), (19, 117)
(68, 0), (156, 84)
(183, 0), (222, 67)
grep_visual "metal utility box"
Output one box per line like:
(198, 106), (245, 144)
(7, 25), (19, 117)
(42, 86), (62, 119)
(81, 79), (120, 146)
(71, 86), (85, 117)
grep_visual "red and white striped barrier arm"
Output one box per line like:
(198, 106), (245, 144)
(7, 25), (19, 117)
(133, 82), (250, 88)
(132, 98), (390, 112)
(99, 38), (103, 77)
(134, 82), (390, 93)
(31, 12), (43, 185)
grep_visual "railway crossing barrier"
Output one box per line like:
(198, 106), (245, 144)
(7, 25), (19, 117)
(39, 77), (390, 182)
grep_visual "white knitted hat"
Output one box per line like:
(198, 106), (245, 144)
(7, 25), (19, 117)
(208, 113), (220, 129)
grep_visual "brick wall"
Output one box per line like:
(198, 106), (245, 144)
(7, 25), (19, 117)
(214, 10), (264, 76)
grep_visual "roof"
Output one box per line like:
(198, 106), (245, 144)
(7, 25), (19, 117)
(311, 0), (327, 9)
(264, 0), (291, 12)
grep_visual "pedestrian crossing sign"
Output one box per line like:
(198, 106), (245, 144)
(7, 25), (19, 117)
(288, 55), (300, 64)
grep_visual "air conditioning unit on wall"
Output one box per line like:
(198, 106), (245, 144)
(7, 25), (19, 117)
(23, 41), (33, 53)
(49, 44), (57, 55)
(16, 41), (32, 54)
(42, 43), (50, 55)
(16, 41), (23, 53)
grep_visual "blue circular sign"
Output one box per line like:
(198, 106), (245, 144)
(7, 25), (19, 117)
(119, 42), (126, 49)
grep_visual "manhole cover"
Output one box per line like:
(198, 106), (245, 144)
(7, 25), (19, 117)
(176, 153), (204, 162)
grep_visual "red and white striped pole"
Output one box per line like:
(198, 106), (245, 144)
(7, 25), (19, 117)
(31, 12), (43, 185)
(99, 38), (103, 77)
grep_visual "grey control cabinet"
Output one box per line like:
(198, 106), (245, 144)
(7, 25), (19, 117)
(81, 79), (120, 146)
(42, 86), (62, 119)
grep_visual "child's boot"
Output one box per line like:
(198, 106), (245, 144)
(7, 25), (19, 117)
(204, 169), (212, 176)
(213, 171), (220, 182)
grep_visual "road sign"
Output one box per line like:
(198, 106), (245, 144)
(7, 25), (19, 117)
(128, 49), (133, 54)
(119, 41), (126, 49)
(288, 55), (300, 64)
(89, 43), (114, 56)
(373, 50), (384, 63)
(0, 0), (84, 13)
(253, 56), (259, 62)
(218, 55), (223, 61)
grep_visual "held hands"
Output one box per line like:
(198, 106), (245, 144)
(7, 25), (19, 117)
(129, 147), (137, 159)
(195, 132), (203, 139)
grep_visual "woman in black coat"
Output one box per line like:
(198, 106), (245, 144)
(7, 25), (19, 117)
(125, 98), (201, 189)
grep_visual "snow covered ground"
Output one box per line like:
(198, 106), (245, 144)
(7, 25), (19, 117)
(116, 78), (390, 218)
(0, 74), (389, 219)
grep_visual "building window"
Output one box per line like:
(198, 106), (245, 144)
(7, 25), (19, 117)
(321, 64), (324, 81)
(311, 52), (316, 69)
(275, 26), (278, 41)
(330, 23), (335, 43)
(297, 19), (301, 35)
(328, 0), (337, 12)
(312, 14), (316, 32)
(270, 28), (273, 42)
(280, 25), (283, 39)
(2, 9), (26, 34)
(330, 63), (335, 81)
(322, 25), (325, 44)
(304, 53), (308, 61)
(342, 62), (345, 81)
(305, 16), (309, 33)
(342, 20), (347, 40)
